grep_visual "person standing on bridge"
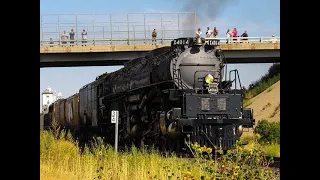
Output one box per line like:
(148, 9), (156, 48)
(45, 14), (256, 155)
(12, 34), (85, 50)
(196, 28), (202, 38)
(152, 29), (157, 45)
(226, 29), (232, 44)
(232, 28), (238, 42)
(206, 27), (212, 38)
(61, 30), (68, 46)
(69, 29), (75, 46)
(49, 38), (54, 47)
(213, 27), (219, 38)
(241, 30), (248, 42)
(81, 29), (88, 46)
(271, 35), (277, 43)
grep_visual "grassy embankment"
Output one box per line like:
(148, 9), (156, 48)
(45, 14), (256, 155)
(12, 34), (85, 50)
(244, 63), (280, 107)
(40, 130), (279, 180)
(241, 63), (280, 157)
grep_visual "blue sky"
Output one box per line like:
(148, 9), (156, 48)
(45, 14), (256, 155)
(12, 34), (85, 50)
(40, 0), (280, 112)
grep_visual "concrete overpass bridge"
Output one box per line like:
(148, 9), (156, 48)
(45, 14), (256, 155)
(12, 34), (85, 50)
(40, 13), (280, 68)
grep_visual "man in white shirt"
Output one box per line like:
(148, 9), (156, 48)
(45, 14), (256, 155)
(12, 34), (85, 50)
(81, 29), (88, 46)
(61, 30), (68, 46)
(271, 35), (277, 43)
(196, 28), (202, 38)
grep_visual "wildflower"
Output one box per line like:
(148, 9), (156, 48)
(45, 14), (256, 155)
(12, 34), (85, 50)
(255, 158), (261, 164)
(233, 171), (238, 176)
(98, 151), (102, 156)
(186, 171), (191, 175)
(191, 142), (200, 150)
(200, 147), (207, 152)
(206, 147), (212, 154)
(249, 149), (253, 155)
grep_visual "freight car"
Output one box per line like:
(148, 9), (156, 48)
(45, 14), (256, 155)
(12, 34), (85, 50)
(41, 37), (255, 152)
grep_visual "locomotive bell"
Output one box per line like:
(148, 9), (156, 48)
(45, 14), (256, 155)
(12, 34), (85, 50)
(194, 37), (203, 46)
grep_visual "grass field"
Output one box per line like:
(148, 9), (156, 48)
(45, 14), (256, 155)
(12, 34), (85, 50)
(40, 130), (279, 180)
(241, 135), (280, 157)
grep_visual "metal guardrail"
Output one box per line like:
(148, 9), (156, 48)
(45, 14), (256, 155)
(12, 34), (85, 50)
(40, 36), (280, 47)
(40, 13), (279, 47)
(40, 12), (197, 44)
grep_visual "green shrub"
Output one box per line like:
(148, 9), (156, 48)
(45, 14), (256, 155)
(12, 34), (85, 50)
(245, 74), (280, 100)
(253, 120), (280, 145)
(262, 143), (280, 157)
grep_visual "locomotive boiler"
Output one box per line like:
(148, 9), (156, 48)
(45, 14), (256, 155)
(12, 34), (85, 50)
(41, 37), (255, 152)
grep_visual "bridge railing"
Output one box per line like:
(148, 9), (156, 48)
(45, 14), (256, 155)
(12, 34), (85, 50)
(40, 12), (197, 44)
(40, 36), (280, 47)
(40, 13), (280, 47)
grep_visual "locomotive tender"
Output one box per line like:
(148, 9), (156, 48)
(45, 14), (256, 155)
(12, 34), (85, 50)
(41, 37), (255, 151)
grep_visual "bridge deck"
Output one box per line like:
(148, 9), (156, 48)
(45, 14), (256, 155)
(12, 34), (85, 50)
(40, 42), (280, 53)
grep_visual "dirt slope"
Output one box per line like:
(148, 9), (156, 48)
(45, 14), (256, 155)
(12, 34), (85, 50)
(247, 80), (280, 123)
(243, 80), (280, 136)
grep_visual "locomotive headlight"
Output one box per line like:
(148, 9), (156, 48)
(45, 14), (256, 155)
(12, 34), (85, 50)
(205, 74), (214, 84)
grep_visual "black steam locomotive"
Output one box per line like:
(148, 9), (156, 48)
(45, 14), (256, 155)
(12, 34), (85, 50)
(42, 37), (255, 152)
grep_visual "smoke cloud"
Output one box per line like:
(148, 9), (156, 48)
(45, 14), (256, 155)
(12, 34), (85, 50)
(178, 0), (235, 36)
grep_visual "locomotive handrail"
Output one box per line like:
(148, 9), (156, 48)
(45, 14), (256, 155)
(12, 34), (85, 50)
(228, 69), (242, 91)
(40, 36), (280, 47)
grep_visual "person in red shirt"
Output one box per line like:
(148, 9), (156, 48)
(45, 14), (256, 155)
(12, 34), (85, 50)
(232, 28), (238, 42)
